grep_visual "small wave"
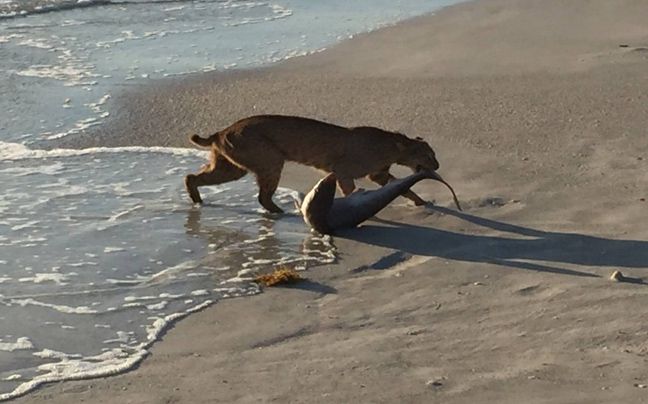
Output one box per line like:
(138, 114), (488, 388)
(0, 299), (220, 401)
(0, 0), (111, 19)
(0, 141), (208, 161)
(0, 0), (240, 19)
(10, 298), (98, 314)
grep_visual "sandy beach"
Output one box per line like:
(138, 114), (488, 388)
(18, 0), (648, 402)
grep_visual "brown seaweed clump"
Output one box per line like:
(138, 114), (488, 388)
(255, 266), (303, 287)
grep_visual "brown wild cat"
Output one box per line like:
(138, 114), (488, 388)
(185, 115), (439, 213)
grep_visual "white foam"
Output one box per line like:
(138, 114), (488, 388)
(123, 295), (156, 302)
(106, 279), (140, 285)
(0, 300), (219, 400)
(87, 94), (111, 110)
(68, 262), (98, 267)
(103, 247), (126, 253)
(15, 63), (98, 87)
(0, 337), (34, 352)
(0, 34), (24, 43)
(107, 205), (143, 222)
(1, 162), (66, 178)
(44, 117), (102, 140)
(17, 38), (53, 49)
(18, 273), (70, 285)
(10, 221), (40, 231)
(11, 298), (97, 314)
(223, 3), (292, 27)
(147, 261), (198, 283)
(242, 258), (274, 267)
(61, 19), (86, 27)
(145, 301), (167, 310)
(33, 349), (80, 360)
(163, 5), (184, 12)
(0, 141), (208, 161)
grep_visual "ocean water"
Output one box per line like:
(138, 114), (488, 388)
(0, 0), (463, 399)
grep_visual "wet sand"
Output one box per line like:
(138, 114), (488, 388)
(19, 0), (648, 402)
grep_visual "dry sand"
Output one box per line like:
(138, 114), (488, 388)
(21, 0), (648, 402)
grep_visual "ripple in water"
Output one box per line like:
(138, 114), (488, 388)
(0, 142), (335, 400)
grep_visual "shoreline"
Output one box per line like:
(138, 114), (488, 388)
(17, 0), (648, 402)
(50, 0), (474, 151)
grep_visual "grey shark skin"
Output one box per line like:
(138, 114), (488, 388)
(300, 171), (461, 235)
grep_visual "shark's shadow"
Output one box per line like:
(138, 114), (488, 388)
(335, 206), (648, 278)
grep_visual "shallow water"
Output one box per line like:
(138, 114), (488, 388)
(0, 142), (335, 400)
